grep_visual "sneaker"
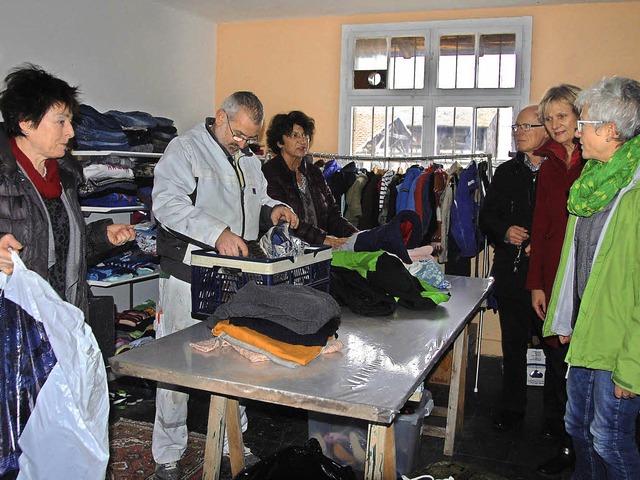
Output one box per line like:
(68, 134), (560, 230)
(109, 390), (128, 410)
(223, 446), (260, 468)
(155, 461), (181, 480)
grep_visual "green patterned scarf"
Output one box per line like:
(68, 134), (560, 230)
(568, 134), (640, 217)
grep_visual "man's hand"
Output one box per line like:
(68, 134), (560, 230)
(323, 235), (348, 248)
(271, 205), (299, 229)
(531, 289), (547, 320)
(215, 229), (248, 257)
(0, 234), (23, 274)
(107, 224), (135, 246)
(505, 225), (529, 246)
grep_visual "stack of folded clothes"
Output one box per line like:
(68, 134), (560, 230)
(199, 282), (344, 368)
(87, 247), (158, 282)
(73, 104), (177, 153)
(114, 300), (156, 355)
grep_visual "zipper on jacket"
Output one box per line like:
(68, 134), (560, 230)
(232, 151), (248, 239)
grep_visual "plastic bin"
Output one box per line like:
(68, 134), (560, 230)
(308, 391), (428, 475)
(190, 246), (332, 318)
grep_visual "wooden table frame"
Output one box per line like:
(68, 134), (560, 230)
(110, 276), (491, 479)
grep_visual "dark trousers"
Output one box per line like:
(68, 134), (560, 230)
(497, 296), (542, 414)
(541, 340), (571, 446)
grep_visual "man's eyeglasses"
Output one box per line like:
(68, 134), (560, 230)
(576, 120), (605, 133)
(511, 123), (544, 132)
(224, 111), (259, 145)
(286, 132), (310, 142)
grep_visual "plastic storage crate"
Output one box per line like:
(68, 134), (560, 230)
(191, 246), (332, 318)
(308, 390), (428, 475)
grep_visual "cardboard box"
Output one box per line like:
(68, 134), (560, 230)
(427, 350), (452, 385)
(526, 348), (546, 387)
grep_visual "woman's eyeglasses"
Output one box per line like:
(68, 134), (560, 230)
(286, 132), (310, 142)
(576, 120), (604, 133)
(511, 123), (544, 132)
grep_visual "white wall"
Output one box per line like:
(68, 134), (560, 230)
(0, 0), (217, 133)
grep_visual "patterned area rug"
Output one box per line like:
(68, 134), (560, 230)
(107, 418), (205, 480)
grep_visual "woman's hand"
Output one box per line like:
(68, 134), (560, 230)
(614, 384), (637, 400)
(531, 289), (547, 320)
(323, 236), (348, 248)
(559, 335), (572, 344)
(0, 234), (23, 274)
(107, 224), (135, 246)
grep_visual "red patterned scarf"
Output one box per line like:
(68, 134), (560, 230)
(9, 137), (63, 199)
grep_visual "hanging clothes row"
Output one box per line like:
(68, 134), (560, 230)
(310, 152), (492, 275)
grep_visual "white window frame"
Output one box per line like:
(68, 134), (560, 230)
(338, 17), (532, 160)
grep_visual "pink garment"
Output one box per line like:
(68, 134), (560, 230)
(408, 245), (434, 262)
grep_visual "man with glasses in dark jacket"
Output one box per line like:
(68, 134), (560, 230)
(479, 105), (548, 432)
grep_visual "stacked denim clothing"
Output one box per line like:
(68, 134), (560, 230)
(73, 104), (178, 153)
(106, 109), (177, 153)
(73, 104), (131, 151)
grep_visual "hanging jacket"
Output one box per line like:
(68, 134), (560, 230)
(449, 161), (481, 258)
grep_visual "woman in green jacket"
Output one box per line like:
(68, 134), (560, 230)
(543, 76), (640, 479)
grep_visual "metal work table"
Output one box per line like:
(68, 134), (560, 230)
(110, 275), (492, 479)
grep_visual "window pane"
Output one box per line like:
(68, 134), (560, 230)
(388, 36), (426, 89)
(438, 35), (475, 89)
(352, 106), (423, 157)
(354, 38), (388, 89)
(478, 34), (516, 88)
(435, 107), (473, 154)
(475, 107), (513, 160)
(435, 106), (513, 158)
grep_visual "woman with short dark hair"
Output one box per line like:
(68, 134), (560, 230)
(0, 64), (134, 314)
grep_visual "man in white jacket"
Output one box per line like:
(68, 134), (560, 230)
(151, 91), (298, 480)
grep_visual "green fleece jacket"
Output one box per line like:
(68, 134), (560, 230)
(543, 161), (640, 395)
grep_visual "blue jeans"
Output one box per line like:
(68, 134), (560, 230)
(566, 367), (640, 479)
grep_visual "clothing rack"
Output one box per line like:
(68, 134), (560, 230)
(310, 151), (493, 169)
(311, 150), (493, 393)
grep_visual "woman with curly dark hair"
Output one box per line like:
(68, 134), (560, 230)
(263, 111), (357, 247)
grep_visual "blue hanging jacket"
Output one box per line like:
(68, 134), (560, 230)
(450, 161), (482, 258)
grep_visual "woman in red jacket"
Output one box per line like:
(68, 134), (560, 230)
(525, 84), (584, 476)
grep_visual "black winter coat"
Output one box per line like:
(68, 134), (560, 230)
(262, 155), (357, 245)
(479, 153), (538, 300)
(0, 127), (112, 315)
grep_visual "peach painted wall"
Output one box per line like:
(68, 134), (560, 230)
(217, 2), (640, 154)
(216, 2), (640, 356)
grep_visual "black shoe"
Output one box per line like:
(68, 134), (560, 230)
(491, 410), (525, 432)
(536, 447), (575, 476)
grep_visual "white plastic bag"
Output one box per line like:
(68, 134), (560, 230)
(0, 252), (109, 479)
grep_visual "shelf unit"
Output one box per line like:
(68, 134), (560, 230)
(78, 150), (161, 311)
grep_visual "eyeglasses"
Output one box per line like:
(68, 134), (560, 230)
(511, 123), (544, 132)
(286, 132), (310, 142)
(224, 111), (259, 145)
(576, 120), (605, 133)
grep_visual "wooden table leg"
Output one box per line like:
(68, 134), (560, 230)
(443, 324), (468, 456)
(364, 422), (396, 480)
(225, 399), (245, 476)
(203, 394), (226, 480)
